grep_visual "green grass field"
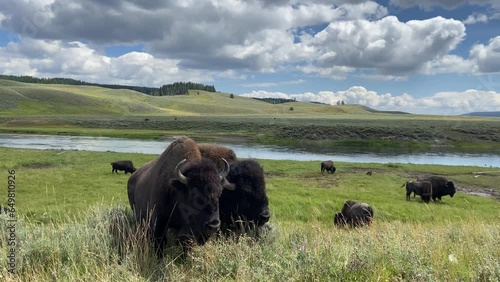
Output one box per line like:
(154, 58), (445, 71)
(1, 147), (499, 281)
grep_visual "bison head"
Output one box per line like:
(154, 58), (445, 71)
(169, 158), (230, 245)
(447, 181), (456, 197)
(220, 160), (270, 230)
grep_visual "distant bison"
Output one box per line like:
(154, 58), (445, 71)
(401, 181), (432, 203)
(127, 136), (232, 256)
(321, 160), (336, 174)
(334, 200), (373, 227)
(418, 175), (456, 201)
(111, 160), (137, 174)
(199, 144), (270, 234)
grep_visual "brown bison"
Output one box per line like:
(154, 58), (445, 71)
(321, 160), (336, 174)
(199, 144), (270, 233)
(401, 181), (433, 203)
(334, 200), (373, 227)
(111, 160), (137, 174)
(127, 136), (232, 256)
(417, 175), (456, 201)
(198, 143), (237, 171)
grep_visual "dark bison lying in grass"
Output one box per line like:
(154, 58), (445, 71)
(401, 181), (432, 203)
(127, 136), (232, 256)
(417, 175), (456, 201)
(334, 200), (374, 227)
(111, 160), (137, 174)
(199, 144), (271, 234)
(321, 160), (336, 174)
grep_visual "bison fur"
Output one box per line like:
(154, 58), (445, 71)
(321, 160), (336, 174)
(401, 181), (433, 203)
(334, 200), (373, 227)
(127, 136), (231, 256)
(111, 160), (137, 174)
(417, 175), (456, 201)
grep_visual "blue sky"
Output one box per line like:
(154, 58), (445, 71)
(0, 0), (499, 115)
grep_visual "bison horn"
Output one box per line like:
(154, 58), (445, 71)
(219, 158), (230, 179)
(174, 159), (189, 185)
(219, 158), (235, 190)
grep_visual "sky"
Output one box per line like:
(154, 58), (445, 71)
(0, 0), (499, 115)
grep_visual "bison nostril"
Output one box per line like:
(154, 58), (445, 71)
(259, 210), (271, 222)
(206, 219), (221, 231)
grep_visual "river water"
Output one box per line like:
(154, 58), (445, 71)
(0, 133), (498, 167)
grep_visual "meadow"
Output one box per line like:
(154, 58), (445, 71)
(1, 147), (499, 281)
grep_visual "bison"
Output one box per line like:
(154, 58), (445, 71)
(401, 181), (433, 203)
(334, 200), (373, 227)
(417, 175), (456, 201)
(220, 159), (270, 233)
(111, 160), (136, 174)
(199, 144), (270, 234)
(321, 160), (336, 174)
(127, 136), (233, 256)
(198, 143), (237, 171)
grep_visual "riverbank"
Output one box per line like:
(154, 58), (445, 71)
(1, 115), (499, 150)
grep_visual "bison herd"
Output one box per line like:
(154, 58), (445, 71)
(110, 137), (457, 257)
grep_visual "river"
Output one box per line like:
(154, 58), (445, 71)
(0, 133), (498, 167)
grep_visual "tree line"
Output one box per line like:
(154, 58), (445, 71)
(0, 75), (216, 96)
(252, 97), (297, 104)
(150, 82), (216, 96)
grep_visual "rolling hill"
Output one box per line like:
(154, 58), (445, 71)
(0, 80), (382, 117)
(461, 111), (500, 117)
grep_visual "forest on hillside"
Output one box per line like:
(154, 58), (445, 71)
(0, 75), (216, 96)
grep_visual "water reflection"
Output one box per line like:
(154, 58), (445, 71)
(0, 133), (498, 167)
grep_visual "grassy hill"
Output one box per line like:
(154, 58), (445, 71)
(0, 80), (379, 116)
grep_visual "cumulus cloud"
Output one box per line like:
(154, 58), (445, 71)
(302, 16), (466, 77)
(240, 87), (500, 115)
(241, 79), (305, 88)
(389, 0), (495, 10)
(463, 13), (489, 24)
(469, 36), (500, 73)
(0, 0), (497, 83)
(0, 39), (213, 86)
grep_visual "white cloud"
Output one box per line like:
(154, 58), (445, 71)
(301, 16), (466, 77)
(241, 79), (305, 88)
(425, 55), (475, 74)
(0, 39), (213, 86)
(240, 86), (500, 115)
(463, 13), (489, 24)
(389, 0), (495, 10)
(0, 0), (497, 83)
(469, 36), (500, 73)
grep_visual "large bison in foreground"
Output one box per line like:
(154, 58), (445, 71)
(127, 136), (232, 255)
(321, 160), (336, 174)
(401, 181), (432, 203)
(199, 144), (270, 233)
(417, 175), (456, 201)
(334, 200), (374, 227)
(111, 160), (137, 174)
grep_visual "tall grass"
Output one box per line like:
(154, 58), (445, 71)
(0, 148), (499, 280)
(1, 205), (498, 281)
